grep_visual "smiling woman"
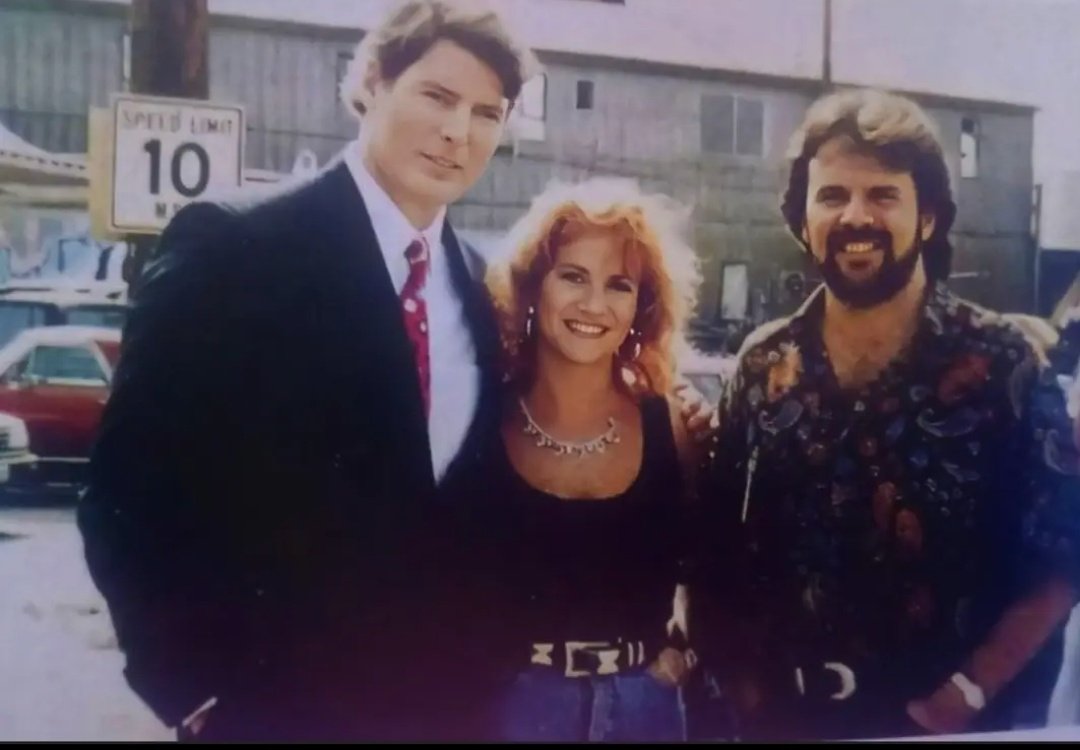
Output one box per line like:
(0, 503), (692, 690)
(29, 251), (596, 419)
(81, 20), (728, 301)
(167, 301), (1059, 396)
(444, 177), (708, 741)
(487, 178), (700, 397)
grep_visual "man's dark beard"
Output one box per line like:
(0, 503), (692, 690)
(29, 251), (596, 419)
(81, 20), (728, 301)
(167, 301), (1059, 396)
(814, 227), (921, 309)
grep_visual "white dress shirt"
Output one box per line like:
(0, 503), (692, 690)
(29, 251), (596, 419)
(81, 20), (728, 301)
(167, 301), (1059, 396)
(343, 142), (481, 482)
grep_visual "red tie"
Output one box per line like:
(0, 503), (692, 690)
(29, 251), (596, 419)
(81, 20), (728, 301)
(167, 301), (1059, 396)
(401, 238), (431, 417)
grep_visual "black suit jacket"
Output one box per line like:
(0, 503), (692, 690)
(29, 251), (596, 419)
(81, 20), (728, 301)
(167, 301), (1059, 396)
(77, 159), (504, 740)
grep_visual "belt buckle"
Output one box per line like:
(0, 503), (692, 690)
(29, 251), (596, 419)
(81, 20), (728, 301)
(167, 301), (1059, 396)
(794, 661), (857, 701)
(565, 641), (621, 678)
(530, 643), (555, 667)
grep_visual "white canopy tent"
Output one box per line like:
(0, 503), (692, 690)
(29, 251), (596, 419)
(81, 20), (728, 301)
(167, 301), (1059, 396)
(0, 121), (87, 186)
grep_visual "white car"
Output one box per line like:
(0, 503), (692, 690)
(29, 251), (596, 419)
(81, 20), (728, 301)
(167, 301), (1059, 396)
(0, 282), (128, 349)
(678, 348), (737, 407)
(0, 410), (35, 485)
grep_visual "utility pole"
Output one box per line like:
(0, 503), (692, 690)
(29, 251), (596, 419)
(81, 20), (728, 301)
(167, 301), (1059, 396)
(822, 0), (833, 90)
(122, 0), (209, 286)
(1033, 183), (1043, 315)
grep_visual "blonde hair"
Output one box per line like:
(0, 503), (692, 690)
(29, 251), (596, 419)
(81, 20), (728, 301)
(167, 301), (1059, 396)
(340, 0), (540, 119)
(487, 178), (701, 397)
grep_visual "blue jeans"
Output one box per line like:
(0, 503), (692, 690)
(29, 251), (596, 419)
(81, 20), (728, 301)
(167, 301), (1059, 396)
(493, 667), (687, 742)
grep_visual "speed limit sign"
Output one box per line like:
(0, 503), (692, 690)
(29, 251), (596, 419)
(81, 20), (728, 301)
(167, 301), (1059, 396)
(109, 94), (244, 234)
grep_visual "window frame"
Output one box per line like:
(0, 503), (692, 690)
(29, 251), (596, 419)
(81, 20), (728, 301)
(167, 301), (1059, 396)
(701, 93), (766, 158)
(719, 261), (751, 321)
(25, 344), (110, 388)
(960, 116), (980, 179)
(576, 79), (595, 111)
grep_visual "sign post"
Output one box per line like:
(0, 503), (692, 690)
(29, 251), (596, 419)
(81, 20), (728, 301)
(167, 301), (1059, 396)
(121, 0), (210, 285)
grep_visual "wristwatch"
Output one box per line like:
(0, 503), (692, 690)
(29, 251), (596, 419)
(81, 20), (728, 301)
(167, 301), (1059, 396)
(949, 672), (986, 711)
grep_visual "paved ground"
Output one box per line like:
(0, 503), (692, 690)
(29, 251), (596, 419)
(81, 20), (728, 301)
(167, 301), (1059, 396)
(0, 506), (172, 741)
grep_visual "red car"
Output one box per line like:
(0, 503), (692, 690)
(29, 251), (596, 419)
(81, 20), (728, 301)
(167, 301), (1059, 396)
(0, 325), (121, 497)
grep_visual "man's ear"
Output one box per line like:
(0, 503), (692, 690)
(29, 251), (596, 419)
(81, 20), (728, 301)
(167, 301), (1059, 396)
(920, 213), (936, 242)
(358, 61), (384, 112)
(801, 221), (810, 246)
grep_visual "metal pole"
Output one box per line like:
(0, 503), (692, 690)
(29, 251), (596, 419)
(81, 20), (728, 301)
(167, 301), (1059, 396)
(823, 0), (833, 90)
(122, 0), (209, 287)
(1033, 183), (1043, 315)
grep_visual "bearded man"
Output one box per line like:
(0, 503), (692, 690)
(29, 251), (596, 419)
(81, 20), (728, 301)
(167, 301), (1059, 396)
(698, 89), (1080, 741)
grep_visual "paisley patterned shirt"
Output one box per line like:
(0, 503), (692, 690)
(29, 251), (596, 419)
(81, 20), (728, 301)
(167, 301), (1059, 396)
(703, 282), (1080, 730)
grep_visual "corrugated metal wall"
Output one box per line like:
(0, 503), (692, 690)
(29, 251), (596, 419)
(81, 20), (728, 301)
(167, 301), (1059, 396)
(209, 24), (358, 172)
(0, 4), (124, 153)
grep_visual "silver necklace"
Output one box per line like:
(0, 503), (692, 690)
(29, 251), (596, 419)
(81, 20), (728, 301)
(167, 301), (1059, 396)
(518, 397), (620, 457)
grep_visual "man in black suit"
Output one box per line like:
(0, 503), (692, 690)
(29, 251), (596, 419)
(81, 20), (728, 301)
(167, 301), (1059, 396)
(77, 0), (538, 740)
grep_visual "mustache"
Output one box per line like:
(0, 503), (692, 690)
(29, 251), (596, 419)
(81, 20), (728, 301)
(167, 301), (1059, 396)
(825, 227), (893, 256)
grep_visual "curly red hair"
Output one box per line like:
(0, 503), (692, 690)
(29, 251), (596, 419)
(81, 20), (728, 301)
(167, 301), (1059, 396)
(486, 178), (700, 397)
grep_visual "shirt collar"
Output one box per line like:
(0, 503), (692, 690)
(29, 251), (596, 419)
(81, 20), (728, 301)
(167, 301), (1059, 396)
(792, 280), (953, 342)
(787, 280), (959, 391)
(344, 140), (446, 283)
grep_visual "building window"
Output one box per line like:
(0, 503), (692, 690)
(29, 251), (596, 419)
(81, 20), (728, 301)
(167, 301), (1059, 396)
(720, 263), (750, 320)
(960, 116), (979, 178)
(735, 98), (764, 156)
(520, 73), (547, 121)
(702, 95), (735, 155)
(506, 73), (547, 143)
(576, 80), (594, 110)
(702, 94), (765, 156)
(336, 52), (354, 109)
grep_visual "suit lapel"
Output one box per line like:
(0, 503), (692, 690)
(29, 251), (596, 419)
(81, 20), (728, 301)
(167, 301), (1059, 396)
(442, 225), (501, 384)
(441, 225), (503, 474)
(316, 161), (435, 494)
(307, 162), (505, 494)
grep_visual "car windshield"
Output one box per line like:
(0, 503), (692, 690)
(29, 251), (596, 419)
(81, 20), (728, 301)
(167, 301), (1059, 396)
(66, 305), (127, 330)
(0, 302), (51, 349)
(29, 345), (107, 384)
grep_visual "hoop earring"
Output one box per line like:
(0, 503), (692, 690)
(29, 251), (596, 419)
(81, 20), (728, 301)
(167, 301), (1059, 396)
(525, 305), (536, 339)
(627, 327), (642, 360)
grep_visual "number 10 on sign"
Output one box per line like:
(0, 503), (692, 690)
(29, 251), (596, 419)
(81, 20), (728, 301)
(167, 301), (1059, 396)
(143, 139), (211, 198)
